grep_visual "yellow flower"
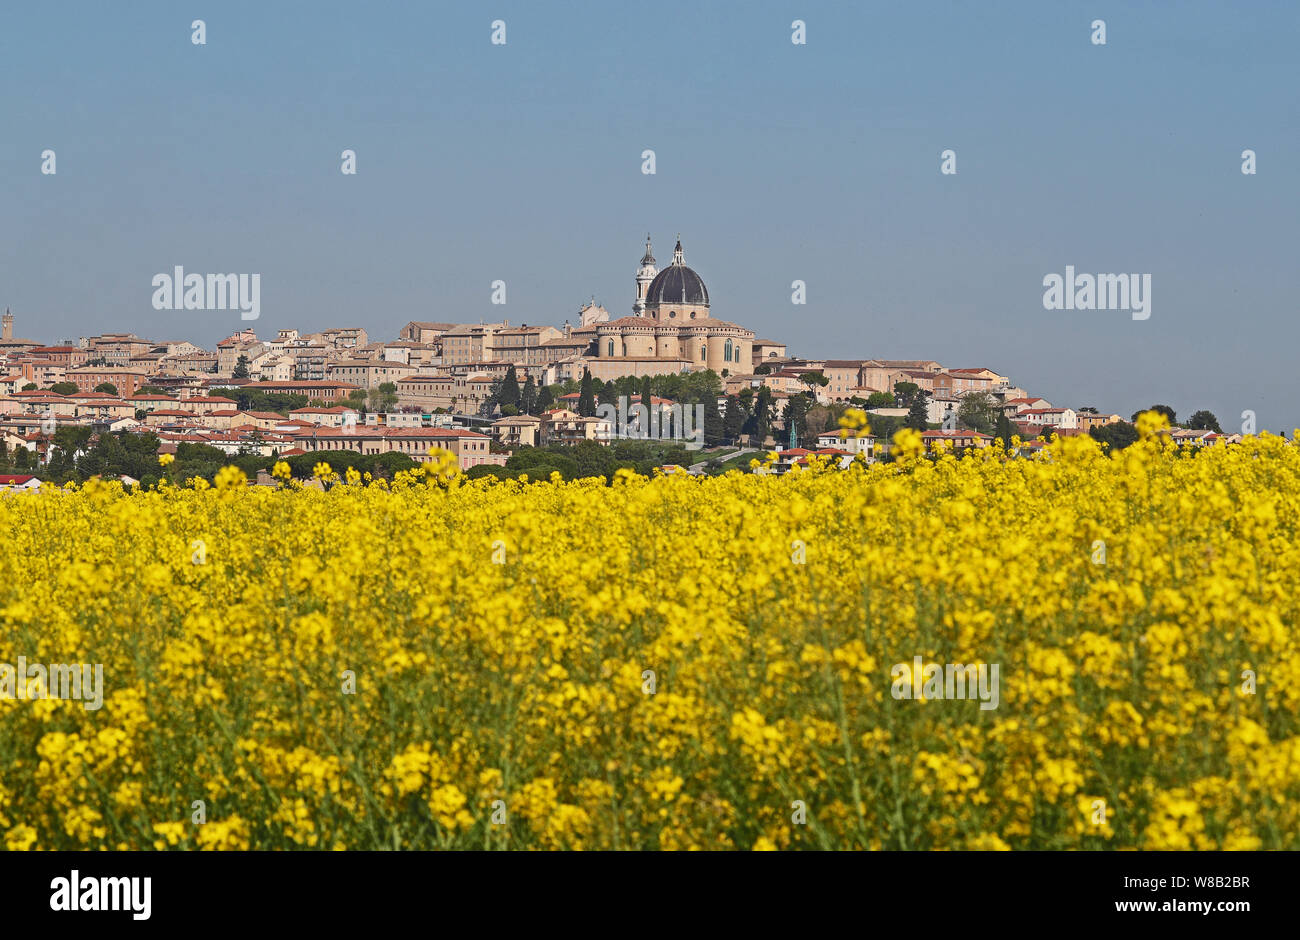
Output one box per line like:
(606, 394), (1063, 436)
(214, 465), (246, 490)
(1135, 409), (1171, 441)
(837, 407), (871, 439)
(0, 427), (1296, 850)
(892, 427), (923, 459)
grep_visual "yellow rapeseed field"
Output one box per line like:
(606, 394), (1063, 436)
(1, 427), (1298, 851)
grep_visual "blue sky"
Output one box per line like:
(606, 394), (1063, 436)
(2, 1), (1297, 429)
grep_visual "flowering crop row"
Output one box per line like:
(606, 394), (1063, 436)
(1, 431), (1297, 850)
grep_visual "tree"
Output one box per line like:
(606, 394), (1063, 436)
(870, 414), (901, 442)
(577, 368), (595, 417)
(232, 355), (250, 379)
(498, 366), (521, 412)
(536, 385), (555, 413)
(94, 382), (119, 396)
(48, 425), (94, 478)
(905, 396), (929, 430)
(21, 383), (37, 391)
(367, 382), (398, 412)
(723, 396), (745, 442)
(50, 382), (78, 395)
(994, 412), (1017, 445)
(956, 391), (998, 435)
(1132, 404), (1176, 425)
(699, 391), (726, 448)
(865, 391), (895, 408)
(754, 363), (772, 375)
(749, 385), (772, 443)
(1186, 410), (1222, 432)
(1091, 421), (1139, 451)
(894, 381), (920, 406)
(737, 386), (754, 417)
(571, 439), (614, 478)
(520, 376), (538, 415)
(785, 393), (813, 447)
(799, 371), (829, 391)
(640, 375), (652, 412)
(804, 403), (843, 439)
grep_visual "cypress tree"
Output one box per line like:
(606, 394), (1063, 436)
(905, 396), (929, 430)
(499, 365), (521, 411)
(578, 368), (595, 417)
(521, 376), (538, 415)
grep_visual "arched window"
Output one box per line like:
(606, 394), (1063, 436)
(607, 339), (614, 356)
(724, 339), (733, 362)
(622, 344), (628, 356)
(701, 345), (707, 361)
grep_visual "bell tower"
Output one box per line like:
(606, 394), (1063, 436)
(2, 309), (12, 341)
(633, 235), (657, 315)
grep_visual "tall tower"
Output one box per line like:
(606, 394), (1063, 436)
(633, 235), (657, 315)
(2, 309), (12, 341)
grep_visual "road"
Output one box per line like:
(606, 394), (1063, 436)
(688, 447), (757, 472)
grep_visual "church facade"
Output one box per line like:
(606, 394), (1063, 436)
(591, 236), (754, 375)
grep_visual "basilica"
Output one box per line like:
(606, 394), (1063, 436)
(583, 236), (755, 376)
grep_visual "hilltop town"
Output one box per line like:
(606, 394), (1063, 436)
(0, 237), (1233, 488)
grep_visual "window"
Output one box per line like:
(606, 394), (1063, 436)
(701, 345), (707, 361)
(607, 340), (614, 356)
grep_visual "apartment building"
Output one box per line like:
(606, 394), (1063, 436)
(325, 359), (419, 389)
(65, 366), (148, 397)
(291, 426), (504, 470)
(538, 408), (613, 446)
(26, 345), (89, 369)
(441, 324), (507, 366)
(932, 371), (996, 397)
(241, 380), (360, 403)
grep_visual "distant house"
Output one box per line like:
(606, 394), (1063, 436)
(0, 474), (42, 492)
(491, 414), (542, 449)
(1015, 407), (1078, 430)
(920, 429), (993, 448)
(815, 431), (874, 459)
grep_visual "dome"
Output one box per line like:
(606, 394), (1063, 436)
(644, 239), (709, 307)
